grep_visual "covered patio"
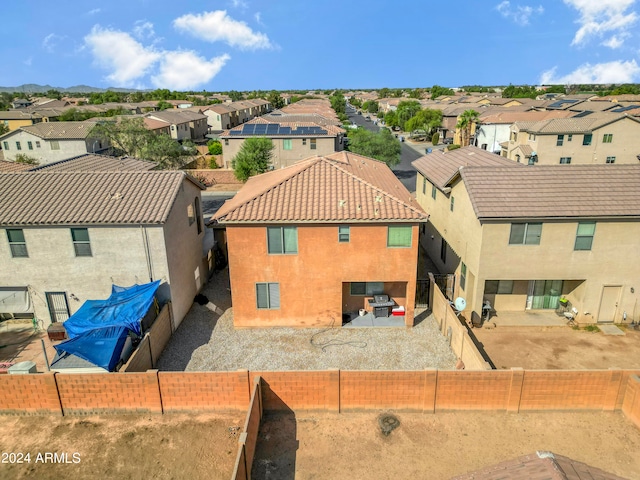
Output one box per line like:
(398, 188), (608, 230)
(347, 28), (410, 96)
(484, 309), (569, 327)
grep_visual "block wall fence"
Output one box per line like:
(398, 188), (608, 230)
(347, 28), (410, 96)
(1, 369), (640, 428)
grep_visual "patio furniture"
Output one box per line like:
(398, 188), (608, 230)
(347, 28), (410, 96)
(368, 294), (394, 318)
(47, 322), (67, 341)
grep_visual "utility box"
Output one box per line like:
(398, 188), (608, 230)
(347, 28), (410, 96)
(8, 361), (37, 374)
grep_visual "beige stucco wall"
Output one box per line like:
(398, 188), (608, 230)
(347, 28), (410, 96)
(161, 181), (207, 328)
(0, 225), (169, 327)
(204, 111), (231, 130)
(414, 171), (640, 323)
(0, 130), (101, 164)
(223, 136), (342, 169)
(507, 117), (640, 165)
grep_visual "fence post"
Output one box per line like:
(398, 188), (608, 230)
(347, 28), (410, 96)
(604, 368), (623, 411)
(423, 369), (437, 413)
(507, 368), (525, 413)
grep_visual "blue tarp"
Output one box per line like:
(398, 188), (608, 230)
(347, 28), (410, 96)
(54, 280), (161, 372)
(63, 280), (160, 338)
(54, 325), (129, 372)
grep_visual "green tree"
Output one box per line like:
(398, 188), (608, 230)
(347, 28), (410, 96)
(144, 135), (196, 169)
(0, 123), (9, 136)
(228, 90), (244, 101)
(91, 118), (150, 158)
(267, 91), (285, 109)
(384, 110), (399, 128)
(431, 132), (440, 145)
(502, 84), (538, 99)
(349, 96), (362, 108)
(207, 140), (223, 155)
(330, 92), (346, 115)
(14, 153), (39, 165)
(46, 89), (62, 100)
(156, 100), (173, 111)
(404, 108), (443, 136)
(233, 137), (274, 182)
(456, 109), (480, 147)
(378, 88), (391, 98)
(408, 88), (423, 99)
(347, 128), (401, 167)
(363, 101), (379, 114)
(396, 101), (422, 131)
(430, 85), (455, 100)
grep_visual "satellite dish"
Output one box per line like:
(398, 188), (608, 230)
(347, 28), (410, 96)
(454, 297), (467, 311)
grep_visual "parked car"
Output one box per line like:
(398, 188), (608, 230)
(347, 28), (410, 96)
(443, 137), (454, 144)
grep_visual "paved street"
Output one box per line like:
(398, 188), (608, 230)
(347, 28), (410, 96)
(346, 109), (422, 193)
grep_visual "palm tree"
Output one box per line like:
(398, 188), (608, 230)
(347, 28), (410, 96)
(456, 109), (480, 146)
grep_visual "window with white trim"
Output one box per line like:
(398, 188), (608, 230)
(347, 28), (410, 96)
(387, 226), (412, 248)
(267, 226), (298, 254)
(606, 156), (616, 164)
(7, 229), (28, 257)
(71, 228), (92, 257)
(574, 222), (595, 251)
(509, 223), (542, 245)
(338, 226), (350, 243)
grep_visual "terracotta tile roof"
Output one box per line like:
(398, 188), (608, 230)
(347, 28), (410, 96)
(146, 110), (206, 124)
(460, 164), (640, 220)
(452, 451), (627, 480)
(263, 112), (341, 126)
(515, 114), (639, 134)
(211, 151), (427, 224)
(0, 110), (41, 120)
(0, 171), (202, 226)
(411, 146), (522, 190)
(29, 154), (157, 172)
(0, 160), (32, 172)
(143, 117), (171, 130)
(205, 104), (236, 114)
(479, 110), (574, 124)
(16, 121), (99, 140)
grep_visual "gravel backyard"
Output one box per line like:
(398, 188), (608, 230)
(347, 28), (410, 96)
(157, 268), (458, 371)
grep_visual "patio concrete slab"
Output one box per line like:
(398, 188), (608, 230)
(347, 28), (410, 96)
(487, 310), (567, 327)
(599, 324), (625, 335)
(343, 313), (406, 327)
(0, 321), (58, 372)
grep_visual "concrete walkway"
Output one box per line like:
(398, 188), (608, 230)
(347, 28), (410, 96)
(489, 310), (568, 327)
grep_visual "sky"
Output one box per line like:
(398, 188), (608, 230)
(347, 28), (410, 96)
(1, 0), (640, 91)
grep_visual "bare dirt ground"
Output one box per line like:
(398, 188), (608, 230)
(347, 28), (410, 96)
(472, 326), (640, 369)
(253, 411), (640, 480)
(0, 413), (244, 480)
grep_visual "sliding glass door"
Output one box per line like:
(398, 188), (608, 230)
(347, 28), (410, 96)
(527, 280), (563, 310)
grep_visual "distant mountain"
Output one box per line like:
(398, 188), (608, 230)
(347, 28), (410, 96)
(0, 84), (144, 94)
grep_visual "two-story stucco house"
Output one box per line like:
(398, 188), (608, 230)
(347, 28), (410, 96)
(211, 151), (428, 328)
(145, 110), (208, 141)
(221, 119), (346, 169)
(503, 114), (640, 165)
(412, 146), (640, 325)
(0, 121), (108, 165)
(0, 170), (210, 329)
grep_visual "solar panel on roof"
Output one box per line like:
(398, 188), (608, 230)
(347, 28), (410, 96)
(254, 124), (267, 134)
(242, 124), (256, 134)
(279, 126), (291, 134)
(611, 105), (640, 113)
(266, 124), (279, 134)
(573, 111), (592, 118)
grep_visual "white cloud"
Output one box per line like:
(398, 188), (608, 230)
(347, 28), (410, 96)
(23, 57), (33, 66)
(84, 26), (161, 86)
(87, 8), (101, 15)
(540, 59), (640, 84)
(42, 33), (65, 53)
(152, 51), (230, 90)
(496, 1), (544, 25)
(133, 21), (155, 40)
(254, 12), (263, 25)
(173, 10), (272, 50)
(564, 0), (638, 47)
(231, 0), (248, 9)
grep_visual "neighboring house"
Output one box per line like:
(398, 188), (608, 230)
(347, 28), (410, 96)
(0, 121), (107, 165)
(145, 110), (208, 141)
(28, 153), (157, 172)
(211, 151), (428, 328)
(503, 114), (640, 165)
(11, 99), (32, 109)
(143, 117), (171, 136)
(0, 171), (209, 329)
(0, 111), (42, 132)
(475, 110), (574, 154)
(220, 119), (346, 169)
(203, 104), (236, 131)
(412, 146), (640, 325)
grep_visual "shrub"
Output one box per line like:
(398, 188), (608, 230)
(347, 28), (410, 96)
(446, 144), (461, 151)
(431, 132), (440, 145)
(207, 140), (223, 155)
(14, 153), (39, 165)
(209, 157), (219, 169)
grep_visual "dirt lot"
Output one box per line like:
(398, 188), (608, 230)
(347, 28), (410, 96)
(253, 411), (640, 479)
(0, 413), (244, 480)
(472, 326), (640, 369)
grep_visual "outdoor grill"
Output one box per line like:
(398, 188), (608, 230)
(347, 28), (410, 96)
(368, 294), (394, 318)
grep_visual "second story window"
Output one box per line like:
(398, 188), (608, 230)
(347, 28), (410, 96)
(2, 141), (8, 150)
(431, 185), (437, 200)
(27, 141), (33, 150)
(71, 228), (92, 257)
(509, 223), (542, 245)
(450, 196), (455, 211)
(267, 226), (298, 254)
(560, 157), (571, 164)
(583, 134), (592, 145)
(302, 138), (307, 146)
(338, 226), (350, 243)
(606, 156), (616, 164)
(283, 139), (292, 150)
(602, 133), (613, 143)
(50, 141), (60, 150)
(16, 141), (22, 150)
(574, 222), (595, 251)
(556, 135), (564, 146)
(310, 139), (317, 150)
(387, 225), (412, 248)
(422, 177), (426, 195)
(7, 229), (28, 257)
